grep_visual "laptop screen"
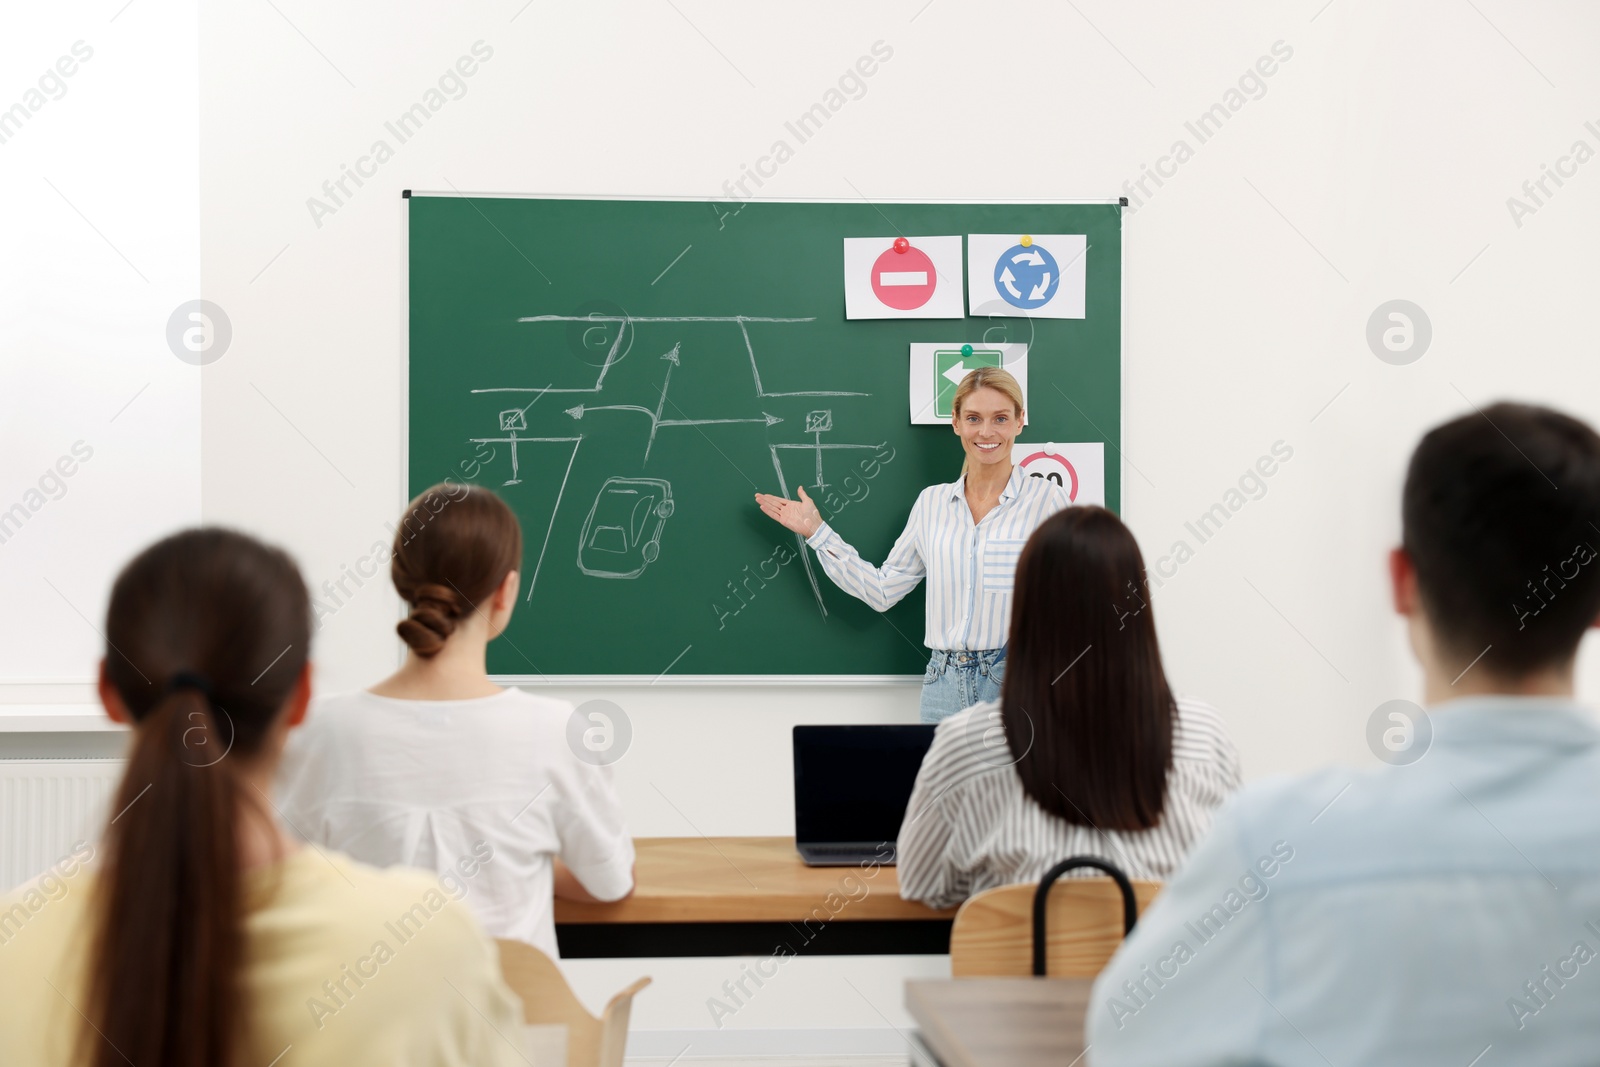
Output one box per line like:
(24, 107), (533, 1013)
(793, 725), (937, 846)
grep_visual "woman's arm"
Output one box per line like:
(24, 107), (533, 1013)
(754, 487), (928, 611)
(552, 755), (637, 903)
(553, 856), (636, 902)
(895, 731), (969, 909)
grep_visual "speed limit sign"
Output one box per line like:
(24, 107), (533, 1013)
(1012, 443), (1105, 507)
(1018, 450), (1079, 501)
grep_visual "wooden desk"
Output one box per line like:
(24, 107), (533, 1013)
(906, 978), (1092, 1067)
(554, 836), (957, 958)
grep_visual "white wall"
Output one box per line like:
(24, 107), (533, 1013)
(14, 0), (1600, 1039)
(198, 0), (1600, 809)
(0, 1), (200, 685)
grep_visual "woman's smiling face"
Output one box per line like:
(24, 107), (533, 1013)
(954, 385), (1023, 470)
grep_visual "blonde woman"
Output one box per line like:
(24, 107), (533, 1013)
(756, 368), (1069, 722)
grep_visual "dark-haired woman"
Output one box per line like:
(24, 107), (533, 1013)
(897, 507), (1241, 907)
(0, 529), (527, 1067)
(278, 483), (635, 960)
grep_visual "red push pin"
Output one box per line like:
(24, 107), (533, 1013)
(893, 236), (909, 254)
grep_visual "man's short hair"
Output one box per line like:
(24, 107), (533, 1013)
(1403, 402), (1600, 675)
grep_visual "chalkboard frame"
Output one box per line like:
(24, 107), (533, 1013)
(402, 191), (1123, 684)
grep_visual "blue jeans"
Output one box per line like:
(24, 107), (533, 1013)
(919, 648), (1006, 724)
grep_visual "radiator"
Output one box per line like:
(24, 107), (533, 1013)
(0, 760), (121, 893)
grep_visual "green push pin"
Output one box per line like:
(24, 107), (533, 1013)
(961, 344), (973, 357)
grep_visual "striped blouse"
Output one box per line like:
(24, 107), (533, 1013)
(804, 465), (1071, 651)
(897, 697), (1241, 908)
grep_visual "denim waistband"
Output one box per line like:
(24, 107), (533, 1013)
(928, 647), (1006, 668)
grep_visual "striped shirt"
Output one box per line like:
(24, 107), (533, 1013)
(897, 697), (1241, 908)
(805, 465), (1071, 651)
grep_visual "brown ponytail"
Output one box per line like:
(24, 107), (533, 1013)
(88, 529), (311, 1067)
(390, 483), (523, 657)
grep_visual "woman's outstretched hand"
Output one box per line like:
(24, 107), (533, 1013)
(755, 486), (824, 538)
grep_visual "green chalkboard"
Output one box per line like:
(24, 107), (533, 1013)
(407, 195), (1121, 678)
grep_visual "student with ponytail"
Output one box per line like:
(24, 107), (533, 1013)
(756, 367), (1070, 722)
(279, 483), (635, 961)
(0, 529), (527, 1067)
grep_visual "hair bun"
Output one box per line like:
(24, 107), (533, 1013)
(387, 484), (524, 660)
(396, 583), (464, 658)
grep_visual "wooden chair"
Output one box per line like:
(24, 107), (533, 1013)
(495, 939), (651, 1067)
(949, 858), (1162, 977)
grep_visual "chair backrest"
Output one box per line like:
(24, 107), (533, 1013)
(495, 939), (652, 1067)
(949, 875), (1162, 977)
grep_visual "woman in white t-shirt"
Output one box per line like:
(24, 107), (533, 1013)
(279, 482), (635, 958)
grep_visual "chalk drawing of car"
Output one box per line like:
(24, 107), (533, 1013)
(578, 477), (675, 579)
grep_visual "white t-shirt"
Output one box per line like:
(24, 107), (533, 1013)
(277, 688), (634, 959)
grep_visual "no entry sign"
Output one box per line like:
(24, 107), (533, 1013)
(842, 235), (964, 319)
(871, 242), (938, 310)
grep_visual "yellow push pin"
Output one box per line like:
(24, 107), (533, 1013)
(1020, 235), (1033, 247)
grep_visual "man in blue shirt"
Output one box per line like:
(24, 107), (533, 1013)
(1090, 403), (1600, 1065)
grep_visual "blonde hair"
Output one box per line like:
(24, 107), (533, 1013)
(952, 367), (1025, 475)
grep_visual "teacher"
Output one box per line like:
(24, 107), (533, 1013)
(755, 367), (1070, 722)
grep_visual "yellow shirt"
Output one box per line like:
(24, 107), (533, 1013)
(0, 845), (530, 1066)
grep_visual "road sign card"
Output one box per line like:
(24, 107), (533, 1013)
(935, 348), (1001, 418)
(1011, 442), (1105, 506)
(966, 234), (1087, 319)
(844, 235), (965, 319)
(908, 342), (1028, 424)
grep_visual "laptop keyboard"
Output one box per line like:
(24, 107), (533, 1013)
(804, 844), (896, 859)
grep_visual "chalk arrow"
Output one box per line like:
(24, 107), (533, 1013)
(657, 413), (785, 428)
(661, 342), (681, 365)
(1028, 272), (1052, 301)
(1012, 249), (1045, 266)
(943, 361), (970, 386)
(567, 403), (656, 420)
(998, 267), (1022, 299)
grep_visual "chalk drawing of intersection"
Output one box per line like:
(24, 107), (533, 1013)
(578, 477), (675, 579)
(469, 313), (882, 601)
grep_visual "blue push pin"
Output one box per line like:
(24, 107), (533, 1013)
(961, 344), (973, 357)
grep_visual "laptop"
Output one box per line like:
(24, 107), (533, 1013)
(793, 724), (936, 866)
